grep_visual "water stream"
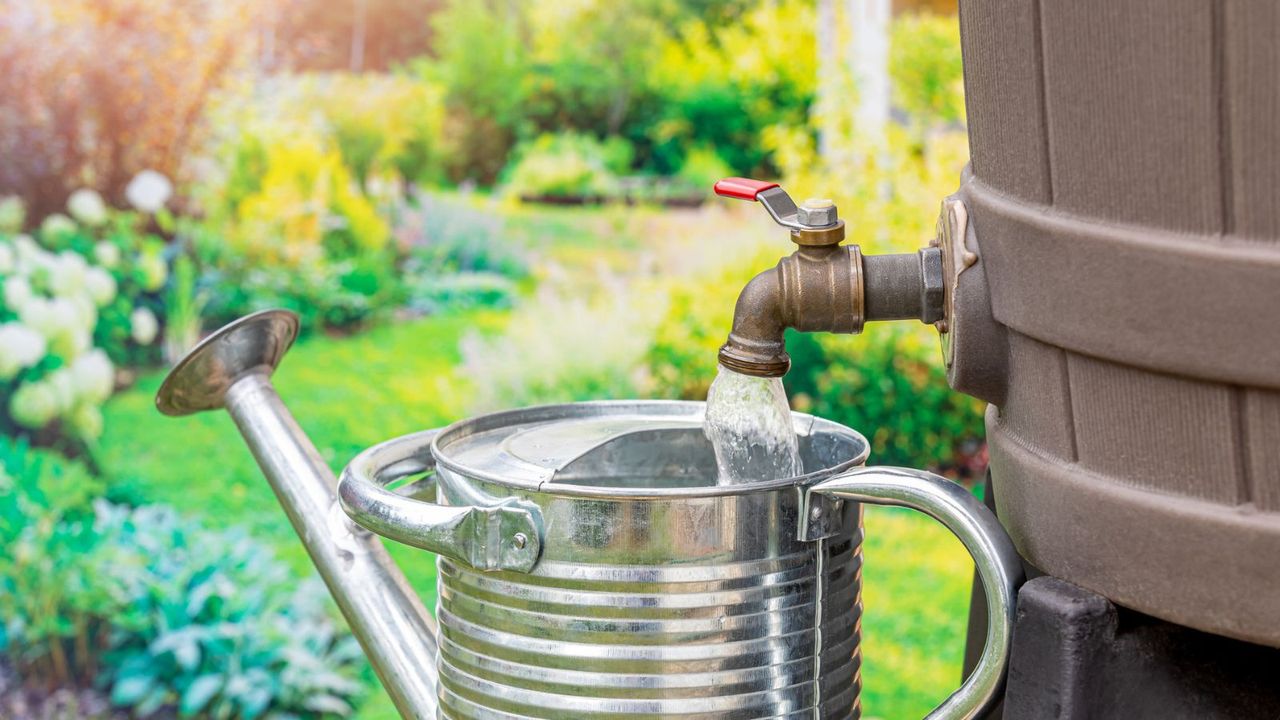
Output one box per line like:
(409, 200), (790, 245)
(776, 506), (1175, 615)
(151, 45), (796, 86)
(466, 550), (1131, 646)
(703, 364), (804, 485)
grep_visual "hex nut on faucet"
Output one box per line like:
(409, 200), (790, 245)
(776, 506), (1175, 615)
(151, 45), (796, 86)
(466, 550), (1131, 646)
(797, 198), (838, 227)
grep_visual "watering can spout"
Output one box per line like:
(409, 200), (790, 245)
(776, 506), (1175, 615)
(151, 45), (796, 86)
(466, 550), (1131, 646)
(156, 310), (440, 719)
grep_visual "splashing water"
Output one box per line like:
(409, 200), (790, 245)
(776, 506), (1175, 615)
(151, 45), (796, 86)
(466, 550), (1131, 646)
(703, 364), (804, 485)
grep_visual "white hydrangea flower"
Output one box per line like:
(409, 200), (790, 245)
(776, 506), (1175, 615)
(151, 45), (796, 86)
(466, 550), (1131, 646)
(70, 349), (114, 404)
(138, 252), (168, 291)
(0, 323), (46, 381)
(93, 241), (121, 269)
(49, 251), (89, 297)
(67, 189), (108, 226)
(69, 294), (97, 331)
(16, 295), (49, 328)
(85, 267), (117, 306)
(45, 367), (76, 414)
(9, 380), (58, 430)
(3, 275), (33, 312)
(125, 170), (173, 214)
(131, 307), (159, 345)
(40, 213), (76, 243)
(12, 235), (40, 266)
(27, 297), (89, 359)
(0, 243), (14, 274)
(67, 402), (104, 440)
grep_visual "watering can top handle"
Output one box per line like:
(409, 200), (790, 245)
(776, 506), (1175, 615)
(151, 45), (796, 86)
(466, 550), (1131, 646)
(338, 429), (543, 573)
(808, 467), (1024, 720)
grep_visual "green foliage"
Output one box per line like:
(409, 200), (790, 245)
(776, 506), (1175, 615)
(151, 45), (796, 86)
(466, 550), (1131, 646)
(675, 146), (736, 194)
(418, 0), (817, 183)
(522, 1), (671, 138)
(396, 192), (527, 314)
(302, 74), (448, 190)
(502, 133), (629, 200)
(0, 435), (362, 719)
(890, 13), (967, 131)
(426, 0), (530, 184)
(194, 120), (399, 333)
(639, 0), (815, 176)
(0, 437), (104, 687)
(805, 328), (983, 469)
(93, 505), (363, 719)
(461, 280), (663, 412)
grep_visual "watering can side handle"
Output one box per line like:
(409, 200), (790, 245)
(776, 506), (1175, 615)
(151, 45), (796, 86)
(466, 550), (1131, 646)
(808, 467), (1024, 720)
(339, 431), (544, 573)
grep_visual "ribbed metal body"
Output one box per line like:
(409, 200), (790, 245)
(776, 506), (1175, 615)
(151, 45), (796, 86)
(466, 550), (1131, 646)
(428, 401), (870, 719)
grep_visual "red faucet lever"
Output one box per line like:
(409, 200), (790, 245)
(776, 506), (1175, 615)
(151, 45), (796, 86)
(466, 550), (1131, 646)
(713, 177), (780, 201)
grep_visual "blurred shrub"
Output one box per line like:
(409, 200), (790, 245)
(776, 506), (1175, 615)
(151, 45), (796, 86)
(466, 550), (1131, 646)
(214, 125), (390, 262)
(0, 0), (258, 219)
(0, 438), (104, 687)
(0, 437), (362, 719)
(674, 146), (736, 197)
(522, 1), (671, 138)
(195, 121), (398, 332)
(502, 134), (629, 201)
(461, 278), (663, 412)
(396, 191), (527, 314)
(0, 187), (169, 447)
(804, 329), (984, 470)
(297, 74), (448, 190)
(426, 1), (530, 184)
(640, 0), (815, 177)
(421, 0), (810, 183)
(93, 505), (363, 719)
(890, 13), (966, 133)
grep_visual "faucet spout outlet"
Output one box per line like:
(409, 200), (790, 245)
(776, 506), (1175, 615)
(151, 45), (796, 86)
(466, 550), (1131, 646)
(713, 177), (945, 378)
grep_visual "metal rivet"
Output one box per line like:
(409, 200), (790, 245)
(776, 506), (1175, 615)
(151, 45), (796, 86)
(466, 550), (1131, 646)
(513, 533), (528, 549)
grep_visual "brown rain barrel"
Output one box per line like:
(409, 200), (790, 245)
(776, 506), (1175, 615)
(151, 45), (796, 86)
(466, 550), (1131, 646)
(955, 0), (1280, 646)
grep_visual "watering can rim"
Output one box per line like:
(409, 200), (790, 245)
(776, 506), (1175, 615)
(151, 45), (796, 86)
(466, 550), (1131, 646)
(428, 398), (871, 500)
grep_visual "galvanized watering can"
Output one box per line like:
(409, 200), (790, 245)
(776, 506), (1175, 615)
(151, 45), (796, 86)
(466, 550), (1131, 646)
(157, 310), (1021, 719)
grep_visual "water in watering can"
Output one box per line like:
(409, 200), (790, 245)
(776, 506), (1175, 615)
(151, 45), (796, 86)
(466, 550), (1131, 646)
(703, 364), (804, 484)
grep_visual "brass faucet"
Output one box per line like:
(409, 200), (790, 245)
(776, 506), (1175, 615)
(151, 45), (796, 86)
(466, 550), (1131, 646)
(714, 178), (945, 377)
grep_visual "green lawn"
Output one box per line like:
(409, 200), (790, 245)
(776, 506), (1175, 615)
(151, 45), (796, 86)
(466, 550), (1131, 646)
(98, 201), (974, 719)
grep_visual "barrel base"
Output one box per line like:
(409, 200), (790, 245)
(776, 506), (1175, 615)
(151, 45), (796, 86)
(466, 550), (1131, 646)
(999, 576), (1280, 719)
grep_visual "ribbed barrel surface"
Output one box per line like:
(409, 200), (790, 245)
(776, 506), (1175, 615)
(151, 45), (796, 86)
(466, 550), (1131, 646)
(435, 532), (863, 719)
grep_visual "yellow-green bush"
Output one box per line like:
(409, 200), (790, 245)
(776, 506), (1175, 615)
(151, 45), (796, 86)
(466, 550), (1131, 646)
(194, 117), (396, 331)
(891, 13), (967, 132)
(302, 74), (448, 189)
(217, 125), (389, 265)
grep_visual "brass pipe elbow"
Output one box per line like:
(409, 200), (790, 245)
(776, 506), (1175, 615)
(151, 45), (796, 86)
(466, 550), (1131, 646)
(711, 177), (945, 378)
(719, 246), (945, 378)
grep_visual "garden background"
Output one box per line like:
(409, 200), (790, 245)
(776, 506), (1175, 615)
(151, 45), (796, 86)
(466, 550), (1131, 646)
(0, 1), (983, 718)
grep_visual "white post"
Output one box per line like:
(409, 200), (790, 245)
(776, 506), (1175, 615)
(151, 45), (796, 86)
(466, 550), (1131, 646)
(816, 0), (838, 162)
(848, 0), (891, 152)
